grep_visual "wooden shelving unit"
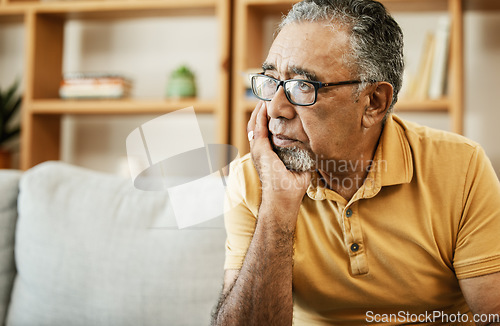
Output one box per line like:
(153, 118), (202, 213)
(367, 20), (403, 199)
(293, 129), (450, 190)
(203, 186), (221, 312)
(231, 0), (464, 154)
(0, 0), (231, 170)
(29, 99), (217, 115)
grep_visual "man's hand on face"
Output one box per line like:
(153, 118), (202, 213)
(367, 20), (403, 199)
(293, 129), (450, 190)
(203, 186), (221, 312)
(247, 101), (312, 225)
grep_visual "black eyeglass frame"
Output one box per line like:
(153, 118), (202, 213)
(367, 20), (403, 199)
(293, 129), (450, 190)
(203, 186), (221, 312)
(250, 73), (375, 106)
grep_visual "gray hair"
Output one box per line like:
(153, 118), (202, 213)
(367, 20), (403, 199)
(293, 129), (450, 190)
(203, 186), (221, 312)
(279, 0), (404, 113)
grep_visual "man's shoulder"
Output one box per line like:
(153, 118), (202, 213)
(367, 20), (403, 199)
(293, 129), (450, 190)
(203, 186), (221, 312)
(230, 153), (257, 177)
(394, 115), (480, 155)
(390, 115), (491, 187)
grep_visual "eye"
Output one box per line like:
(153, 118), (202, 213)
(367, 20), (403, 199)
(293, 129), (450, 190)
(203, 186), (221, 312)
(296, 80), (314, 92)
(262, 76), (278, 88)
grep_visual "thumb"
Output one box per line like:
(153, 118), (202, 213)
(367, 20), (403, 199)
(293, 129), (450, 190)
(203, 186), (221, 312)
(252, 103), (271, 149)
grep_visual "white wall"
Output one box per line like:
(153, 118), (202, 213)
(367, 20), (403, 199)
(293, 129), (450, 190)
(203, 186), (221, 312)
(0, 23), (24, 87)
(63, 16), (218, 99)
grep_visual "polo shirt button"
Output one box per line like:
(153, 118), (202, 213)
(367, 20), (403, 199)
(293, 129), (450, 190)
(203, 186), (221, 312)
(350, 243), (360, 252)
(346, 209), (353, 217)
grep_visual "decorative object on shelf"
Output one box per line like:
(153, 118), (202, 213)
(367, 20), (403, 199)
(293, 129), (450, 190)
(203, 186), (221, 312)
(166, 65), (197, 98)
(428, 16), (451, 100)
(0, 80), (22, 169)
(59, 73), (132, 100)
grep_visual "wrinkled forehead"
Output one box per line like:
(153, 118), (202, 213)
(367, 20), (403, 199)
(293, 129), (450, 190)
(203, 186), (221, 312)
(264, 21), (354, 81)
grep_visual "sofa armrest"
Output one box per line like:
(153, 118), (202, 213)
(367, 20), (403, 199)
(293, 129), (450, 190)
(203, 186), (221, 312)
(0, 169), (22, 325)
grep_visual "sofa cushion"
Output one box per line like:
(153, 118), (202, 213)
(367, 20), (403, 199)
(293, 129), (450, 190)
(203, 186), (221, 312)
(6, 161), (226, 326)
(0, 169), (22, 324)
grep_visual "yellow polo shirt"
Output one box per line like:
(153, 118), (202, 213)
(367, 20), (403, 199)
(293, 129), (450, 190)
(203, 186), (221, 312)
(224, 114), (500, 325)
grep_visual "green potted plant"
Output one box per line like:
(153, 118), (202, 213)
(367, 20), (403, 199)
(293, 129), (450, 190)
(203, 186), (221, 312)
(166, 65), (197, 99)
(0, 80), (22, 169)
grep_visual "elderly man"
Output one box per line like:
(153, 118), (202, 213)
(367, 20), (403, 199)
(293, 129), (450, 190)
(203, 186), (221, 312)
(212, 0), (500, 325)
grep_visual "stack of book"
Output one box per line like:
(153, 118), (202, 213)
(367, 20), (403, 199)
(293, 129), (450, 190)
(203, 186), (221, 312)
(59, 73), (132, 99)
(402, 17), (450, 101)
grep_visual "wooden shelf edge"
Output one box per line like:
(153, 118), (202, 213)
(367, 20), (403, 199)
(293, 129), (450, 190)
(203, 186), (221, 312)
(244, 0), (294, 6)
(394, 98), (450, 112)
(0, 5), (25, 16)
(242, 0), (448, 11)
(29, 98), (217, 114)
(2, 0), (217, 13)
(465, 0), (500, 11)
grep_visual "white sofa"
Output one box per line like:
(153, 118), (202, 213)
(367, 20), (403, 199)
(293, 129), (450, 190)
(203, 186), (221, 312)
(0, 161), (226, 326)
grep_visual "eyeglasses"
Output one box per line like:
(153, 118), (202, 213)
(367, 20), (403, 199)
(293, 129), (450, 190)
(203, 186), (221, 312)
(250, 73), (367, 106)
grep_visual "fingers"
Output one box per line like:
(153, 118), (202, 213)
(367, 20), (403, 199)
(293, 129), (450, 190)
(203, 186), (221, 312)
(247, 101), (263, 135)
(248, 101), (273, 169)
(247, 101), (267, 144)
(253, 102), (268, 141)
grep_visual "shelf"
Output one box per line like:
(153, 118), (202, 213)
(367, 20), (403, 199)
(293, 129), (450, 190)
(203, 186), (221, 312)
(243, 0), (293, 5)
(30, 98), (217, 115)
(41, 2), (215, 20)
(0, 6), (24, 20)
(394, 98), (450, 112)
(242, 0), (448, 12)
(8, 0), (231, 169)
(380, 0), (448, 12)
(1, 1), (217, 20)
(4, 0), (217, 9)
(465, 0), (500, 11)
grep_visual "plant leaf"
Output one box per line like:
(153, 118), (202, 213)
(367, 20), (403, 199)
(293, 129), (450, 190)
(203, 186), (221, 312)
(4, 96), (22, 123)
(0, 93), (4, 137)
(1, 79), (22, 145)
(2, 80), (20, 110)
(0, 91), (3, 120)
(0, 126), (20, 143)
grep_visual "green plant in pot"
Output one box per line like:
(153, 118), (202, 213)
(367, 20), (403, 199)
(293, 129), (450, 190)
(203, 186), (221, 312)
(0, 80), (22, 169)
(166, 65), (197, 98)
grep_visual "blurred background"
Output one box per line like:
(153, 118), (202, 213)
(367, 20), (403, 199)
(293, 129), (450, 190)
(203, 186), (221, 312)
(0, 0), (499, 177)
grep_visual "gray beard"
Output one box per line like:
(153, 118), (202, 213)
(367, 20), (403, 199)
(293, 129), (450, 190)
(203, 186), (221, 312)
(272, 145), (316, 172)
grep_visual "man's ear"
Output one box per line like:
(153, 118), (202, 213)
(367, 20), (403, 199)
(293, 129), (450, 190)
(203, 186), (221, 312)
(362, 82), (393, 128)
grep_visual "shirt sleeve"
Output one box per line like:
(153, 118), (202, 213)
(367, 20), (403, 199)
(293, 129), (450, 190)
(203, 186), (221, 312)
(453, 145), (500, 279)
(223, 155), (261, 270)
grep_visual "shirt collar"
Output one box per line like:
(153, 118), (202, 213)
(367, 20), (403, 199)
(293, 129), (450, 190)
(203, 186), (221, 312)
(378, 114), (414, 187)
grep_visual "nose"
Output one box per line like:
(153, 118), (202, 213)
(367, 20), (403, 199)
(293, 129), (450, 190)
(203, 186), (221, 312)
(266, 85), (297, 120)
